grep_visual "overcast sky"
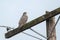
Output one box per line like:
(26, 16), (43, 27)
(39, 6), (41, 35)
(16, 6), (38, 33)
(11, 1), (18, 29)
(0, 0), (60, 40)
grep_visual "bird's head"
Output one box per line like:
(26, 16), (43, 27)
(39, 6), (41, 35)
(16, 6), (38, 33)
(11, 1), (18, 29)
(23, 12), (27, 15)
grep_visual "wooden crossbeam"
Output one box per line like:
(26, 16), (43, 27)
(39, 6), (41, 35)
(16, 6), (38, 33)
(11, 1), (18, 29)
(5, 7), (60, 38)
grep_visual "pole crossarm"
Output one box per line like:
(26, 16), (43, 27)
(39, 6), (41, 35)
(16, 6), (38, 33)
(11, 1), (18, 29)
(5, 7), (60, 38)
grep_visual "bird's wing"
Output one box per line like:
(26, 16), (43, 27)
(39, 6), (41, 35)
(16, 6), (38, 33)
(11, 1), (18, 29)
(18, 14), (28, 27)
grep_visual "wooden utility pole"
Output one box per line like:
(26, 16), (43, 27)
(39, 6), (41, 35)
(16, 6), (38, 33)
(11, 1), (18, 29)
(46, 11), (56, 40)
(5, 7), (60, 38)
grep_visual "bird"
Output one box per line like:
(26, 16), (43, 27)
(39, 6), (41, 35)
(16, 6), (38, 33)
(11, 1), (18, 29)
(18, 12), (28, 28)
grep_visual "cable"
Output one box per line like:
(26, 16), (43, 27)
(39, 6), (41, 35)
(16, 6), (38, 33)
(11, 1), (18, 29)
(0, 26), (46, 39)
(47, 16), (60, 39)
(0, 25), (42, 40)
(0, 25), (14, 29)
(30, 28), (47, 39)
(0, 25), (8, 28)
(0, 25), (14, 31)
(22, 32), (42, 40)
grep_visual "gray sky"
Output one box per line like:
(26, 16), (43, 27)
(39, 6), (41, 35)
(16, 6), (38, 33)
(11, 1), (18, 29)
(0, 0), (60, 40)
